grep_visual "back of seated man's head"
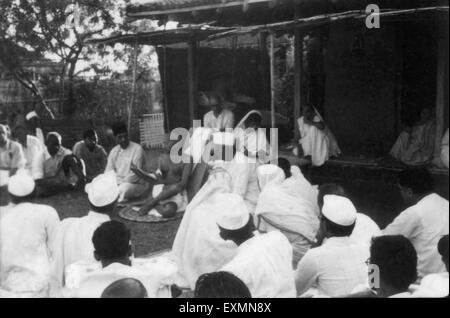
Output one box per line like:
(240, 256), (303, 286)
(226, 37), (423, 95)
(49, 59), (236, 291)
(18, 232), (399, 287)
(277, 157), (292, 179)
(317, 183), (347, 210)
(398, 168), (433, 204)
(370, 235), (418, 297)
(92, 221), (132, 267)
(195, 271), (252, 298)
(101, 278), (148, 298)
(438, 235), (449, 272)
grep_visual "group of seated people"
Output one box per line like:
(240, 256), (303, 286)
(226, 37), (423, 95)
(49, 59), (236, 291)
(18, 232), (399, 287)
(0, 109), (448, 298)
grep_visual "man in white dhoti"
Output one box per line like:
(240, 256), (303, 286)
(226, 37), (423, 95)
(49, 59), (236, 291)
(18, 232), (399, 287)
(0, 172), (60, 296)
(390, 107), (436, 166)
(441, 129), (449, 169)
(296, 104), (341, 167)
(414, 235), (449, 298)
(54, 171), (119, 286)
(295, 195), (369, 297)
(68, 221), (173, 298)
(203, 92), (235, 131)
(218, 200), (296, 298)
(25, 111), (45, 145)
(383, 168), (449, 279)
(12, 124), (44, 180)
(194, 271), (252, 298)
(170, 169), (240, 289)
(255, 162), (320, 265)
(367, 235), (418, 298)
(105, 122), (149, 202)
(317, 183), (381, 247)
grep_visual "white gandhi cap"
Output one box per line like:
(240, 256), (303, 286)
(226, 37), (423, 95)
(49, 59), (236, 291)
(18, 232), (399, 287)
(8, 170), (35, 197)
(216, 193), (251, 230)
(25, 111), (38, 121)
(85, 171), (119, 207)
(213, 132), (234, 146)
(322, 194), (357, 226)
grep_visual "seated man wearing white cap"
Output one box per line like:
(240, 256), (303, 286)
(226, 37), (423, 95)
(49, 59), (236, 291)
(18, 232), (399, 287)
(37, 132), (87, 196)
(0, 124), (26, 186)
(255, 163), (320, 266)
(0, 171), (60, 295)
(25, 110), (45, 145)
(53, 171), (118, 286)
(210, 131), (259, 214)
(218, 195), (296, 298)
(317, 183), (381, 247)
(295, 194), (369, 297)
(68, 221), (174, 298)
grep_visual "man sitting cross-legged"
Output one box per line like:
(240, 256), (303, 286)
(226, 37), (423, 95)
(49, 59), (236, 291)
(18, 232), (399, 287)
(37, 132), (86, 197)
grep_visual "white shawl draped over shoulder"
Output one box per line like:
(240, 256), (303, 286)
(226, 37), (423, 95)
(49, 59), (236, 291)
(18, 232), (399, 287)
(170, 169), (239, 289)
(255, 166), (320, 243)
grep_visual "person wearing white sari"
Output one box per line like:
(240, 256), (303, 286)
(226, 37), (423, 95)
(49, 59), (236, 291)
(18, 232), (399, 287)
(297, 104), (341, 167)
(255, 163), (320, 265)
(234, 110), (270, 163)
(218, 201), (296, 298)
(53, 171), (118, 286)
(170, 168), (240, 289)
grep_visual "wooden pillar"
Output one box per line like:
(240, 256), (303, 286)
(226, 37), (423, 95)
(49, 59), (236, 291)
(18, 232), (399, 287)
(187, 40), (198, 126)
(434, 36), (449, 158)
(294, 29), (304, 140)
(259, 33), (270, 109)
(128, 41), (139, 133)
(269, 32), (276, 129)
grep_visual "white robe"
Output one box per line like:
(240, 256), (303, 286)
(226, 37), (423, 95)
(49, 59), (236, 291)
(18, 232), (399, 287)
(0, 203), (60, 291)
(203, 109), (235, 130)
(221, 151), (259, 214)
(170, 171), (239, 289)
(351, 213), (381, 247)
(66, 261), (175, 298)
(256, 166), (320, 264)
(53, 211), (110, 286)
(221, 231), (296, 298)
(23, 135), (45, 180)
(298, 110), (341, 167)
(383, 193), (449, 279)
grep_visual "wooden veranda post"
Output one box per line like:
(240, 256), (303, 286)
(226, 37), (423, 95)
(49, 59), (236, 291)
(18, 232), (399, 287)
(294, 28), (304, 141)
(269, 31), (278, 161)
(187, 40), (198, 126)
(434, 35), (448, 160)
(128, 41), (139, 132)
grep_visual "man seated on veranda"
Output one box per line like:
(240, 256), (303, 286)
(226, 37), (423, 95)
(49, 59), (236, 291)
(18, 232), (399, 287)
(390, 107), (436, 166)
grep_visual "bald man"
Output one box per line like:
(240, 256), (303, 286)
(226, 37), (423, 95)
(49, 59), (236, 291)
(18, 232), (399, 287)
(101, 278), (148, 298)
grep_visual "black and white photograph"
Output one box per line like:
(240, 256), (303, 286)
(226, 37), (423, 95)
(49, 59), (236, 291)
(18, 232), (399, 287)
(0, 0), (448, 301)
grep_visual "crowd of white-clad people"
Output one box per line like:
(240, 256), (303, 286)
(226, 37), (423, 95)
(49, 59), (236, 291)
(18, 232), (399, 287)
(0, 106), (448, 298)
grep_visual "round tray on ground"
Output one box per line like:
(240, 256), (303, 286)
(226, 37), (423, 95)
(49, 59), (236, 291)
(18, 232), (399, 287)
(118, 205), (184, 223)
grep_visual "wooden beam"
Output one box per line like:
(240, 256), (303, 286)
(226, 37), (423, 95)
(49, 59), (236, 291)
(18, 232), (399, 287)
(294, 29), (303, 140)
(434, 36), (449, 159)
(187, 40), (197, 126)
